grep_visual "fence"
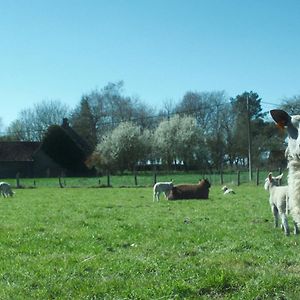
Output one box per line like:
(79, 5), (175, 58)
(4, 168), (286, 189)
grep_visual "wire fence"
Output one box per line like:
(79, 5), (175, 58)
(3, 168), (286, 189)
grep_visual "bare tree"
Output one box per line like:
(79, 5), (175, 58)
(74, 81), (155, 140)
(0, 117), (6, 140)
(280, 95), (300, 115)
(0, 117), (3, 133)
(7, 100), (70, 141)
(175, 91), (228, 133)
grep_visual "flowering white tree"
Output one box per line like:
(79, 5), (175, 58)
(153, 116), (177, 167)
(154, 115), (207, 169)
(176, 116), (206, 167)
(93, 122), (150, 173)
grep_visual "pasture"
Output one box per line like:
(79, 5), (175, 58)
(0, 183), (300, 299)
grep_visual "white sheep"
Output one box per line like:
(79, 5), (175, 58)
(0, 182), (14, 197)
(221, 185), (235, 195)
(271, 109), (300, 234)
(153, 181), (173, 201)
(264, 173), (291, 235)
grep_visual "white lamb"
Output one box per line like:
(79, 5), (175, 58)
(221, 185), (235, 195)
(271, 109), (300, 234)
(264, 173), (291, 235)
(153, 181), (173, 201)
(0, 182), (14, 197)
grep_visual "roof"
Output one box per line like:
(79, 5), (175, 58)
(0, 142), (41, 162)
(61, 118), (93, 155)
(0, 120), (91, 164)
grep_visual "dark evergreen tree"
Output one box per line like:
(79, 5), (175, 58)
(230, 91), (267, 167)
(71, 96), (97, 150)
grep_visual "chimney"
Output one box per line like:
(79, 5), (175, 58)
(62, 118), (69, 128)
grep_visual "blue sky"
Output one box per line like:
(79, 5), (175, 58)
(1, 0), (300, 128)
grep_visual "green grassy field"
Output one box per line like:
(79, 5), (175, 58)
(0, 183), (299, 299)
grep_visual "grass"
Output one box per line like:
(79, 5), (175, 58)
(0, 183), (299, 299)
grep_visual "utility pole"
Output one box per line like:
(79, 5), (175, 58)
(247, 95), (253, 181)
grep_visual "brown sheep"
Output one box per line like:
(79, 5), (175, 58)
(167, 179), (211, 200)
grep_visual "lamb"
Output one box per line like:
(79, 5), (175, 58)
(167, 179), (211, 200)
(0, 182), (14, 197)
(221, 185), (235, 194)
(153, 181), (173, 201)
(264, 172), (291, 235)
(270, 109), (300, 234)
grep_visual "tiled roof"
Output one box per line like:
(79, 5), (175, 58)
(0, 142), (41, 162)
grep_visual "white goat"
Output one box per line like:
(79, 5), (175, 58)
(221, 185), (235, 195)
(153, 181), (173, 201)
(271, 109), (300, 234)
(0, 182), (14, 197)
(264, 173), (290, 235)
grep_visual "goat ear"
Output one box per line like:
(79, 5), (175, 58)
(270, 110), (291, 129)
(268, 172), (273, 181)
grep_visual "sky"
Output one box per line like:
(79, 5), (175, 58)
(1, 0), (300, 128)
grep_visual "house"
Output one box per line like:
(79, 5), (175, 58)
(0, 141), (39, 178)
(0, 119), (95, 178)
(0, 141), (70, 178)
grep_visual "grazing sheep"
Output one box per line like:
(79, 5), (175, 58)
(270, 109), (300, 234)
(264, 172), (291, 235)
(167, 179), (211, 200)
(153, 181), (173, 201)
(221, 185), (235, 195)
(0, 182), (14, 197)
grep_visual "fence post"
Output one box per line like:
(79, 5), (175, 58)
(107, 172), (111, 187)
(16, 172), (20, 188)
(220, 171), (224, 185)
(256, 168), (259, 186)
(58, 177), (64, 188)
(153, 173), (157, 185)
(237, 171), (240, 186)
(134, 172), (138, 186)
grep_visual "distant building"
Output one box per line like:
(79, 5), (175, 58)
(0, 141), (40, 178)
(0, 119), (95, 178)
